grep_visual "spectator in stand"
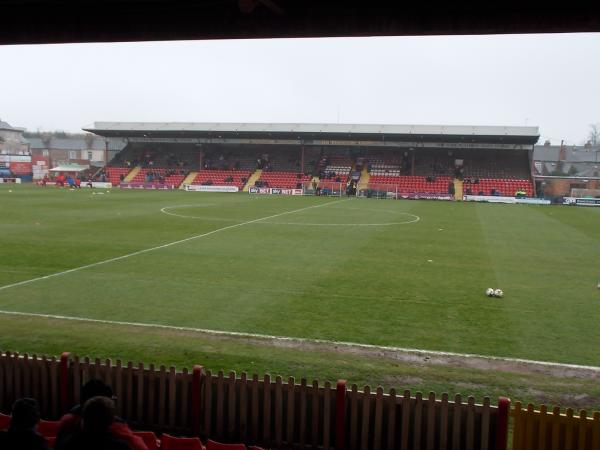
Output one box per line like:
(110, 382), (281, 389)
(0, 398), (49, 450)
(55, 380), (146, 450)
(57, 397), (130, 450)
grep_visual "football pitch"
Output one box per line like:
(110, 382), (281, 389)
(1, 184), (599, 408)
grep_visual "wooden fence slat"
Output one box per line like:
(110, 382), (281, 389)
(81, 357), (90, 387)
(0, 352), (5, 411)
(239, 373), (248, 441)
(577, 410), (587, 450)
(22, 354), (31, 399)
(104, 359), (113, 389)
(216, 371), (225, 440)
(565, 408), (574, 450)
(426, 392), (436, 450)
(524, 404), (535, 450)
(147, 364), (156, 426)
(263, 374), (272, 446)
(466, 396), (475, 450)
(373, 386), (383, 450)
(286, 377), (295, 446)
(40, 356), (49, 418)
(386, 388), (396, 450)
(350, 384), (358, 450)
(274, 376), (283, 448)
(480, 397), (491, 450)
(323, 382), (331, 450)
(311, 380), (319, 449)
(125, 362), (133, 421)
(592, 412), (600, 450)
(361, 385), (371, 450)
(14, 352), (22, 403)
(551, 406), (561, 450)
(538, 405), (547, 450)
(49, 356), (58, 419)
(181, 368), (189, 428)
(299, 378), (307, 450)
(204, 370), (213, 438)
(401, 390), (411, 450)
(513, 402), (523, 450)
(72, 356), (80, 406)
(413, 392), (423, 450)
(115, 360), (123, 418)
(228, 371), (237, 440)
(250, 374), (258, 444)
(32, 355), (40, 406)
(168, 367), (177, 428)
(439, 393), (449, 450)
(452, 394), (462, 450)
(136, 362), (144, 423)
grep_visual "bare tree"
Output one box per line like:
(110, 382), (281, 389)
(589, 123), (600, 146)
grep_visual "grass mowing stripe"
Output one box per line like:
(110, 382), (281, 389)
(0, 309), (598, 376)
(0, 198), (348, 292)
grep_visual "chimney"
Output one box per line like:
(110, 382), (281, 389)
(558, 140), (566, 161)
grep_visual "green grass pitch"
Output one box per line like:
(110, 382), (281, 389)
(1, 184), (599, 408)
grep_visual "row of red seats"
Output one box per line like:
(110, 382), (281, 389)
(0, 414), (263, 450)
(105, 167), (131, 186)
(258, 172), (311, 189)
(131, 168), (186, 187)
(191, 170), (251, 189)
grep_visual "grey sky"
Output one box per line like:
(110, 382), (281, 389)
(1, 33), (599, 144)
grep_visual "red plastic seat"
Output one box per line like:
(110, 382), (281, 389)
(0, 413), (11, 430)
(134, 431), (159, 450)
(46, 436), (57, 449)
(206, 440), (247, 450)
(38, 419), (61, 437)
(161, 433), (205, 450)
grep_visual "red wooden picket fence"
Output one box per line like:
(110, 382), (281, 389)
(3, 350), (595, 449)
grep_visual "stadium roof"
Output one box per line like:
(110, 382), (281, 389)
(85, 122), (540, 144)
(1, 3), (599, 45)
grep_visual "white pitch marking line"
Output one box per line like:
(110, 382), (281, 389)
(0, 309), (598, 374)
(161, 204), (420, 226)
(0, 198), (349, 292)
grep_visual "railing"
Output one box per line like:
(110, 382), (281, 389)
(511, 402), (600, 450)
(1, 350), (598, 449)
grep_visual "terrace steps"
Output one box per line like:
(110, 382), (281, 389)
(454, 178), (463, 200)
(243, 169), (262, 192)
(357, 166), (370, 191)
(180, 171), (198, 188)
(123, 166), (141, 182)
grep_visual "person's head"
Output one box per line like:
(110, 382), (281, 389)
(10, 398), (41, 431)
(80, 379), (114, 405)
(82, 396), (116, 434)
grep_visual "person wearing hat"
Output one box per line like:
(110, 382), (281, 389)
(0, 398), (49, 450)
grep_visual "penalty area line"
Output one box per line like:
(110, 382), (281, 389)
(0, 309), (598, 376)
(0, 198), (348, 293)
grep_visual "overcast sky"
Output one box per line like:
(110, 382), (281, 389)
(1, 33), (599, 144)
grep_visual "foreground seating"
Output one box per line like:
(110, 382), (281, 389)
(0, 412), (10, 430)
(161, 433), (205, 450)
(38, 419), (61, 437)
(133, 431), (160, 450)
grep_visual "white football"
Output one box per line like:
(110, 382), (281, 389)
(485, 288), (494, 297)
(494, 289), (504, 298)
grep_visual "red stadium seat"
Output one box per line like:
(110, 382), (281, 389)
(46, 436), (57, 449)
(0, 413), (11, 430)
(38, 419), (61, 437)
(161, 433), (205, 450)
(134, 431), (160, 450)
(206, 440), (247, 450)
